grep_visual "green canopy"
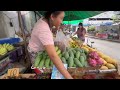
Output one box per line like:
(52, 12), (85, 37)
(38, 11), (104, 25)
(63, 19), (84, 25)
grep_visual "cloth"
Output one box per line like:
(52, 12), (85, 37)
(28, 18), (54, 53)
(77, 27), (86, 42)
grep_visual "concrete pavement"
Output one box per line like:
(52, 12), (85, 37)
(85, 37), (120, 61)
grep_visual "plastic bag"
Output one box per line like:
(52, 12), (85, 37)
(54, 30), (70, 52)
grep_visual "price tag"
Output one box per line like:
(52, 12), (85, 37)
(117, 61), (120, 75)
(7, 68), (19, 77)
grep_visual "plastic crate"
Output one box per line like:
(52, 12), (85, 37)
(0, 38), (20, 44)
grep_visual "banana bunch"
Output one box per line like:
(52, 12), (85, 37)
(0, 43), (14, 52)
(69, 41), (79, 48)
(5, 44), (14, 51)
(0, 47), (7, 55)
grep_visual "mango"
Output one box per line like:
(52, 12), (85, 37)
(106, 63), (116, 69)
(100, 66), (108, 70)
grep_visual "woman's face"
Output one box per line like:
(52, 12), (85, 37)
(79, 25), (82, 29)
(51, 11), (65, 29)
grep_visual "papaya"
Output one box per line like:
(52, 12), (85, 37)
(79, 56), (85, 66)
(58, 53), (62, 58)
(64, 52), (69, 60)
(45, 58), (50, 68)
(84, 61), (89, 67)
(74, 58), (83, 67)
(73, 64), (76, 67)
(34, 53), (42, 67)
(68, 57), (74, 67)
(62, 51), (65, 57)
(38, 57), (46, 68)
(55, 46), (59, 51)
(50, 60), (54, 67)
(69, 51), (74, 59)
(61, 57), (67, 64)
(81, 53), (87, 61)
(56, 49), (61, 55)
(72, 50), (76, 54)
(76, 51), (80, 59)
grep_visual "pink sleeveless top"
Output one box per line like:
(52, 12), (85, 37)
(28, 19), (54, 53)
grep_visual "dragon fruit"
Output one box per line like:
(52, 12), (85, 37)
(89, 51), (100, 59)
(96, 58), (103, 65)
(88, 58), (97, 67)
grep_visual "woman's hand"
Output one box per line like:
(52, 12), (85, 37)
(44, 45), (73, 79)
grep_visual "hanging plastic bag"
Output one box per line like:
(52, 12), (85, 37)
(54, 30), (70, 52)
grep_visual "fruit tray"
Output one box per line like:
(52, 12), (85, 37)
(71, 72), (120, 79)
(31, 65), (103, 75)
(0, 74), (36, 79)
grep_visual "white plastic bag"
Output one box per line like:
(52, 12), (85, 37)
(54, 30), (70, 52)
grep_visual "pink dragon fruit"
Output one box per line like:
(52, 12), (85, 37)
(88, 58), (97, 67)
(89, 51), (100, 60)
(96, 58), (103, 65)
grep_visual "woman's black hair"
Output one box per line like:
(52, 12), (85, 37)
(44, 11), (63, 20)
(78, 22), (83, 26)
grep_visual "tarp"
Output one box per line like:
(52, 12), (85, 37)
(38, 11), (104, 25)
(63, 19), (84, 25)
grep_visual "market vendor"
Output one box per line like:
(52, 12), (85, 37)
(73, 23), (86, 42)
(28, 11), (73, 79)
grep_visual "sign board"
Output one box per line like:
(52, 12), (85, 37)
(7, 68), (19, 77)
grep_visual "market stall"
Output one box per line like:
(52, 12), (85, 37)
(0, 11), (120, 79)
(0, 32), (120, 79)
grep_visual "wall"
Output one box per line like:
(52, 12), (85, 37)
(0, 12), (8, 38)
(0, 11), (36, 39)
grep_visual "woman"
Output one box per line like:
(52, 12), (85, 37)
(28, 11), (73, 79)
(73, 23), (86, 42)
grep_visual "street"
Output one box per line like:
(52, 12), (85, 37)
(85, 37), (120, 61)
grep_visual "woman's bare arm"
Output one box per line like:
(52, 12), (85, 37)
(44, 45), (73, 79)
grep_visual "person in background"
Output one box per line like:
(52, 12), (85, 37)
(28, 11), (73, 79)
(73, 22), (86, 42)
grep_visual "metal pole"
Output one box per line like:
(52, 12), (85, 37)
(17, 11), (31, 67)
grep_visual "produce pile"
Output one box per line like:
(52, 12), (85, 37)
(69, 37), (83, 48)
(34, 46), (62, 68)
(81, 45), (117, 70)
(33, 37), (117, 70)
(0, 43), (15, 56)
(34, 45), (89, 68)
(61, 47), (89, 68)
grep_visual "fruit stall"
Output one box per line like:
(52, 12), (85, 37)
(0, 11), (120, 79)
(0, 38), (28, 76)
(1, 35), (120, 79)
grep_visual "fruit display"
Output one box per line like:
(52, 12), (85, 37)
(33, 45), (90, 68)
(33, 40), (117, 71)
(0, 43), (15, 56)
(69, 37), (83, 48)
(69, 41), (79, 48)
(0, 47), (7, 56)
(33, 46), (62, 68)
(81, 44), (117, 70)
(61, 47), (89, 68)
(88, 51), (103, 67)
